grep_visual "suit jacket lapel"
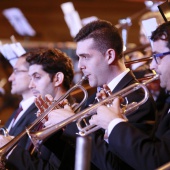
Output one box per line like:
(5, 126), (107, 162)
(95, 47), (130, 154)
(158, 96), (170, 122)
(10, 103), (36, 132)
(5, 109), (19, 128)
(112, 71), (137, 93)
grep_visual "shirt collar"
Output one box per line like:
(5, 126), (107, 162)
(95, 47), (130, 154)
(107, 68), (130, 91)
(20, 96), (35, 112)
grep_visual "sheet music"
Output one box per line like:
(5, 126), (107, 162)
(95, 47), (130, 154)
(142, 18), (158, 48)
(61, 2), (82, 38)
(3, 7), (36, 36)
(10, 42), (26, 57)
(0, 44), (18, 67)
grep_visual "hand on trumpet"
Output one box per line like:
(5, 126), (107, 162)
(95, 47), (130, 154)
(35, 94), (53, 116)
(35, 94), (54, 123)
(96, 84), (112, 101)
(44, 101), (75, 128)
(89, 96), (124, 130)
(0, 135), (14, 147)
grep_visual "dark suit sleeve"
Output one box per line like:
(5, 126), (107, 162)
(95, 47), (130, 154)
(4, 104), (38, 150)
(108, 117), (170, 170)
(90, 130), (134, 170)
(6, 145), (61, 170)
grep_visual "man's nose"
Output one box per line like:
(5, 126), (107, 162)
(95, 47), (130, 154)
(8, 73), (14, 82)
(29, 80), (35, 89)
(150, 59), (157, 70)
(78, 60), (85, 70)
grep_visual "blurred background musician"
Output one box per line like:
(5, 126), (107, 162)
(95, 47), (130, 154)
(0, 55), (15, 122)
(125, 11), (168, 112)
(126, 11), (163, 77)
(5, 48), (74, 170)
(89, 21), (170, 170)
(0, 53), (38, 149)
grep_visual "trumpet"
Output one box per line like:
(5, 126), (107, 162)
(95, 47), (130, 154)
(0, 127), (8, 137)
(125, 56), (153, 67)
(0, 76), (88, 165)
(27, 74), (159, 148)
(78, 74), (159, 136)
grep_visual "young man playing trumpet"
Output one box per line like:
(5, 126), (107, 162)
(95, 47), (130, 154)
(89, 21), (170, 170)
(0, 53), (38, 149)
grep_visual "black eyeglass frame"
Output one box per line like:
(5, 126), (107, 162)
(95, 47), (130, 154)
(153, 51), (170, 64)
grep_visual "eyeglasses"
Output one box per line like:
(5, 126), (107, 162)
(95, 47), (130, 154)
(153, 51), (170, 64)
(13, 69), (28, 75)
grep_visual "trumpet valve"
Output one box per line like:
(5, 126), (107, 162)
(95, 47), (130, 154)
(104, 89), (112, 96)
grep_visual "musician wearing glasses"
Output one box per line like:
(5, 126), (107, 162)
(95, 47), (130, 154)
(89, 21), (170, 170)
(0, 54), (38, 149)
(4, 48), (74, 170)
(130, 11), (167, 113)
(37, 20), (157, 170)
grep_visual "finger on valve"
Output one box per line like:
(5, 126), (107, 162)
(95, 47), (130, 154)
(96, 89), (107, 101)
(35, 94), (54, 118)
(45, 94), (54, 106)
(96, 84), (111, 101)
(35, 97), (45, 113)
(37, 95), (49, 110)
(103, 84), (112, 96)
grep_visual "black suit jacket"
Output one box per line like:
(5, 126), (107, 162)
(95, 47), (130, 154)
(87, 71), (156, 130)
(5, 103), (38, 149)
(7, 71), (156, 170)
(108, 108), (170, 170)
(5, 102), (62, 170)
(6, 145), (61, 170)
(89, 71), (157, 170)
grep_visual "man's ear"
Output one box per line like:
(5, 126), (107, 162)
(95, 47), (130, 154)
(53, 72), (64, 86)
(105, 49), (116, 64)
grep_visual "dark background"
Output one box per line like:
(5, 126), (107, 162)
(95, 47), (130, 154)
(0, 0), (149, 44)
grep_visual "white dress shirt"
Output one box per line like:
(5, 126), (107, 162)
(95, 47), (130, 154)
(7, 96), (35, 131)
(107, 68), (130, 91)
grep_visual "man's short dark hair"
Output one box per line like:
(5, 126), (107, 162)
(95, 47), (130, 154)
(151, 21), (170, 49)
(26, 48), (74, 90)
(74, 19), (123, 59)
